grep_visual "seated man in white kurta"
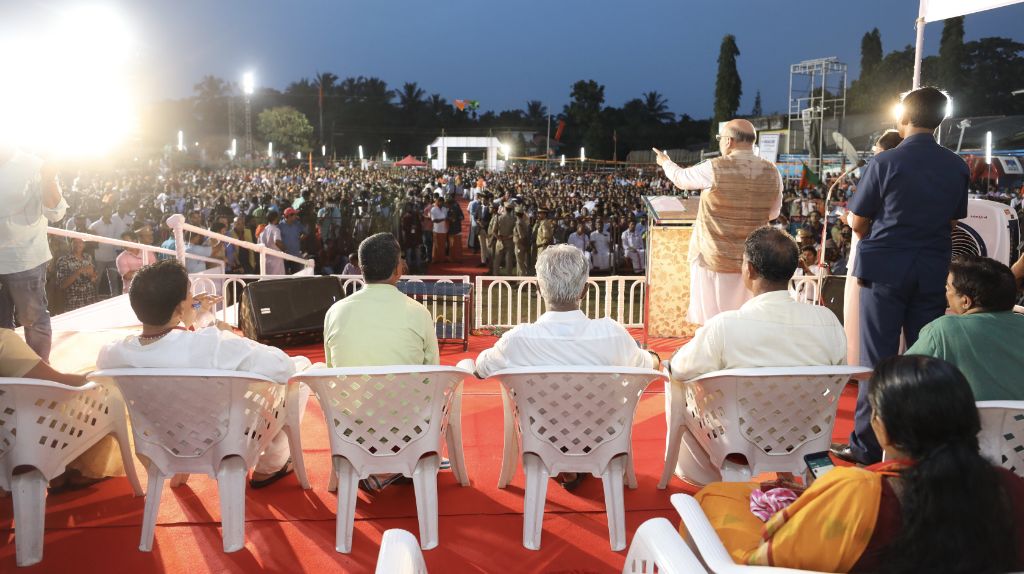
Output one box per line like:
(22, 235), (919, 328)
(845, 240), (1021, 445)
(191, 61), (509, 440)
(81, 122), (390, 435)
(97, 260), (311, 488)
(668, 227), (846, 485)
(590, 223), (612, 270)
(567, 224), (593, 269)
(621, 221), (645, 272)
(475, 245), (659, 489)
(656, 119), (783, 324)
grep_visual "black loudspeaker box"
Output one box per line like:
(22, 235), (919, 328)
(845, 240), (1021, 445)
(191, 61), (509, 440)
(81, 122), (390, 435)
(239, 276), (343, 346)
(819, 276), (846, 325)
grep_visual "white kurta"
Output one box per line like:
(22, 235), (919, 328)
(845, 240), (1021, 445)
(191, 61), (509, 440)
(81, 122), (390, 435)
(97, 328), (311, 474)
(258, 223), (285, 275)
(661, 156), (783, 324)
(590, 230), (612, 269)
(621, 230), (645, 271)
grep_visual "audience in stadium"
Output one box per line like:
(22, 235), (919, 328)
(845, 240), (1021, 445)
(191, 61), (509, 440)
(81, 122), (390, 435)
(669, 226), (846, 382)
(906, 255), (1024, 400)
(693, 355), (1024, 573)
(96, 260), (311, 488)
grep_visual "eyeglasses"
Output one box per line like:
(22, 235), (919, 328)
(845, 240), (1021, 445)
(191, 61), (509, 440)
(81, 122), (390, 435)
(715, 134), (732, 142)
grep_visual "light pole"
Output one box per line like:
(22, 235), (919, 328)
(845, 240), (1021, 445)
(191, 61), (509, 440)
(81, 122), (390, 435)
(242, 71), (255, 161)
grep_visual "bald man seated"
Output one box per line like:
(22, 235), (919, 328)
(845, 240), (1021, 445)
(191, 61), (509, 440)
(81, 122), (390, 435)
(655, 119), (783, 325)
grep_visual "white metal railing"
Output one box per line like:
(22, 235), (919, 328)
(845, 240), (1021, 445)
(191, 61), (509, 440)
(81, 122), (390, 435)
(473, 275), (645, 329)
(192, 273), (471, 327)
(46, 226), (225, 273)
(165, 214), (314, 274)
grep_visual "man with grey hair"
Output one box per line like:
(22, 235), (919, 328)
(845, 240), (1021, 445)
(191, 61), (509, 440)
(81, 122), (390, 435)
(655, 119), (783, 325)
(475, 244), (657, 378)
(323, 232), (439, 367)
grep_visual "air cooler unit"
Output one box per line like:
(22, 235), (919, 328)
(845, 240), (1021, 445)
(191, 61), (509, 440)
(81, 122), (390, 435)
(953, 199), (1020, 265)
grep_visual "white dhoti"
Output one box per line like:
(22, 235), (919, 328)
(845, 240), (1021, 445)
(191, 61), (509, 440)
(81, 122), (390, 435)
(255, 356), (312, 474)
(842, 236), (861, 366)
(624, 248), (645, 272)
(687, 258), (751, 325)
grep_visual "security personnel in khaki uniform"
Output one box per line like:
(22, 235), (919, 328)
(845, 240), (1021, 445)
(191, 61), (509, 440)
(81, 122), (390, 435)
(476, 193), (493, 267)
(533, 208), (554, 264)
(513, 206), (531, 276)
(486, 199), (500, 272)
(492, 202), (517, 275)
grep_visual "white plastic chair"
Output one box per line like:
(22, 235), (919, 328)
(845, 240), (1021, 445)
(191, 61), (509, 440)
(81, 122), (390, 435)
(977, 400), (1024, 477)
(671, 493), (821, 574)
(491, 366), (666, 551)
(375, 528), (429, 574)
(291, 366), (471, 553)
(0, 378), (142, 567)
(660, 366), (870, 488)
(89, 368), (306, 553)
(623, 517), (708, 574)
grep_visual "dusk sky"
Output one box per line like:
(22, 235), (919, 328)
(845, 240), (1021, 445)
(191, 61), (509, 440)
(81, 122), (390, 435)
(7, 1), (1024, 118)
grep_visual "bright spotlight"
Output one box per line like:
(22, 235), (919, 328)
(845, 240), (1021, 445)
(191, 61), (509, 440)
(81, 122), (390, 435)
(383, 151), (388, 162)
(268, 141), (273, 157)
(463, 152), (467, 165)
(242, 72), (255, 96)
(177, 130), (184, 152)
(358, 145), (364, 160)
(891, 103), (904, 123)
(560, 154), (566, 167)
(580, 147), (586, 162)
(0, 5), (139, 156)
(321, 145), (326, 157)
(985, 131), (993, 165)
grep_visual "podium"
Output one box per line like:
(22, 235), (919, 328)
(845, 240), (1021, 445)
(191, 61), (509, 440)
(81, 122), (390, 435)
(643, 196), (702, 340)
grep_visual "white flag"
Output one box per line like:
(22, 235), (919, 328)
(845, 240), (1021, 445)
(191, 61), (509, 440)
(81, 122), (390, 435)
(920, 0), (1024, 22)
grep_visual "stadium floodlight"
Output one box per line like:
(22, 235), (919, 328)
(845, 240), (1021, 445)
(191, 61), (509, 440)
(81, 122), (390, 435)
(177, 130), (184, 151)
(383, 151), (388, 162)
(560, 154), (566, 167)
(242, 72), (255, 96)
(501, 143), (510, 161)
(463, 152), (467, 165)
(580, 147), (586, 162)
(268, 141), (273, 157)
(230, 138), (237, 158)
(358, 145), (364, 160)
(321, 145), (326, 157)
(985, 131), (993, 165)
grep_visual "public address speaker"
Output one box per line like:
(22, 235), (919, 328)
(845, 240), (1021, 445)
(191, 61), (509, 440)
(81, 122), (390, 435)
(239, 276), (343, 345)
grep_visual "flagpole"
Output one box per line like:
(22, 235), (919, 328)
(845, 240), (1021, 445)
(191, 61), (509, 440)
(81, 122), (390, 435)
(546, 114), (551, 163)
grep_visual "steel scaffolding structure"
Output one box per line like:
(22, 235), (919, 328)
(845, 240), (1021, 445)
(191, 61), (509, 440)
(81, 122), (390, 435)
(787, 57), (848, 175)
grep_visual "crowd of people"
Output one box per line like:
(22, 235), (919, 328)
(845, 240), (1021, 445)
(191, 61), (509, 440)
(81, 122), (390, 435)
(4, 85), (1024, 572)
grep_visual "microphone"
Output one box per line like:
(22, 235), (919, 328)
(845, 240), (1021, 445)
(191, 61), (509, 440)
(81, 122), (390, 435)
(818, 163), (862, 269)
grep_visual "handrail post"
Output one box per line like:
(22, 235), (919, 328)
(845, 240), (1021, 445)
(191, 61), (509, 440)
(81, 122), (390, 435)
(166, 214), (187, 266)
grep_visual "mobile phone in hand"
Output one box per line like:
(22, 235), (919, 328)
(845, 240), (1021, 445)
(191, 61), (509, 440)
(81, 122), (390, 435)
(803, 451), (836, 484)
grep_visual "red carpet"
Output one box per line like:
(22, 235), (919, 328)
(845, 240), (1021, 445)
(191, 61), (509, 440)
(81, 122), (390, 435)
(0, 330), (858, 573)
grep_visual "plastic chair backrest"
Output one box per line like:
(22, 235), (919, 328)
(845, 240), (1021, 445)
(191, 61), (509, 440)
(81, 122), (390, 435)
(684, 366), (870, 474)
(493, 366), (665, 476)
(623, 517), (708, 574)
(977, 400), (1024, 477)
(292, 366), (468, 477)
(375, 529), (429, 574)
(89, 368), (286, 475)
(0, 378), (127, 488)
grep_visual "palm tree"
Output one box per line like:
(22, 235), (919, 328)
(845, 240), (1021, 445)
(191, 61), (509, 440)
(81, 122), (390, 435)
(523, 100), (548, 124)
(398, 82), (426, 114)
(428, 94), (449, 118)
(642, 91), (675, 124)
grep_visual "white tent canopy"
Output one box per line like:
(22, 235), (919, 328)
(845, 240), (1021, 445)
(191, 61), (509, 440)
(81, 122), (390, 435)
(428, 136), (503, 171)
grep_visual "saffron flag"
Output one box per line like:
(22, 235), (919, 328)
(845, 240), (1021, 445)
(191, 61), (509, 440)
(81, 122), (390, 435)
(919, 0), (1024, 22)
(799, 162), (820, 190)
(554, 120), (566, 142)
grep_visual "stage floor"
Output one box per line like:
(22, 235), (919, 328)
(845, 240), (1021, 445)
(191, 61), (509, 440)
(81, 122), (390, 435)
(1, 329), (859, 573)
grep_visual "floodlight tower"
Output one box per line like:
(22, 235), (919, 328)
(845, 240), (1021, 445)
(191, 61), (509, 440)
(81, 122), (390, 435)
(242, 71), (255, 160)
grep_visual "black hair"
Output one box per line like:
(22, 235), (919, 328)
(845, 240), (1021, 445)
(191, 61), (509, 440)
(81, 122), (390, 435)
(870, 356), (1016, 574)
(129, 259), (189, 326)
(875, 129), (904, 151)
(267, 211), (280, 223)
(900, 87), (948, 130)
(744, 226), (799, 284)
(358, 232), (400, 282)
(949, 255), (1017, 312)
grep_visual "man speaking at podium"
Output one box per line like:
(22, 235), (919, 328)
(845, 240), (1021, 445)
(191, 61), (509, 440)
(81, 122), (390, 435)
(656, 119), (782, 324)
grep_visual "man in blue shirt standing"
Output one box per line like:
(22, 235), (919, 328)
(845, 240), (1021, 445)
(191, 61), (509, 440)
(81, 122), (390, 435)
(279, 207), (305, 274)
(832, 87), (969, 465)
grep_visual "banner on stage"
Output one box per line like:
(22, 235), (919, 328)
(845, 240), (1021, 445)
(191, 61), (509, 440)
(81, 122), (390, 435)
(919, 0), (1024, 22)
(758, 133), (781, 164)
